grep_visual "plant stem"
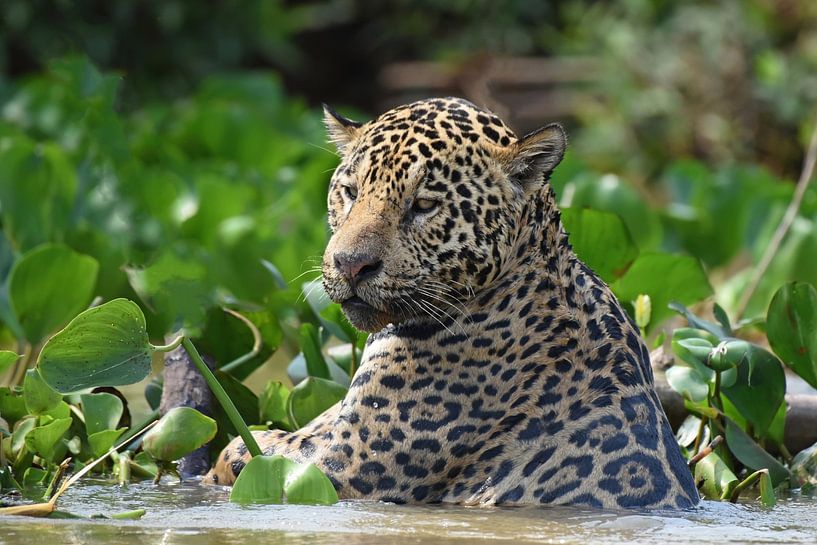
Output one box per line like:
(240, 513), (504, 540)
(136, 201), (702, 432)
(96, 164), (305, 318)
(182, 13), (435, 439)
(735, 110), (817, 320)
(692, 415), (708, 456)
(219, 308), (262, 374)
(181, 337), (262, 457)
(150, 335), (184, 353)
(729, 469), (766, 503)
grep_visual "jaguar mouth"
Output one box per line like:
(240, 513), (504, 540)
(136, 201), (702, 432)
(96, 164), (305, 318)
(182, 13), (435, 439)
(342, 295), (374, 312)
(340, 295), (392, 332)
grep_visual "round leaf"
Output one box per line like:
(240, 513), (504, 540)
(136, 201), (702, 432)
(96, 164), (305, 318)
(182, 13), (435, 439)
(767, 282), (817, 389)
(143, 407), (217, 462)
(230, 454), (338, 505)
(666, 366), (709, 402)
(230, 455), (286, 504)
(9, 244), (99, 344)
(37, 299), (153, 393)
(283, 460), (339, 505)
(88, 428), (126, 458)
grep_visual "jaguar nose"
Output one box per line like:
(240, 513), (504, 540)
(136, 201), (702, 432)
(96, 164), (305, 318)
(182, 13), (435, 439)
(333, 252), (383, 286)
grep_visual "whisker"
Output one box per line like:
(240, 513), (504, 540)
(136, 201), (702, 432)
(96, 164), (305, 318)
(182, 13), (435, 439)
(289, 267), (324, 283)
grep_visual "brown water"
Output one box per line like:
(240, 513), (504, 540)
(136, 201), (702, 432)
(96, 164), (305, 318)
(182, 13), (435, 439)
(2, 480), (816, 545)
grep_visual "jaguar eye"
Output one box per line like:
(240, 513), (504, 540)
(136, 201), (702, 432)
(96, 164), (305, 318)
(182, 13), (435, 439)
(342, 185), (358, 201)
(412, 198), (439, 214)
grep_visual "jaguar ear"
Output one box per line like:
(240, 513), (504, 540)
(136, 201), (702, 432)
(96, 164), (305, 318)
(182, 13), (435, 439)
(499, 123), (567, 194)
(323, 104), (363, 154)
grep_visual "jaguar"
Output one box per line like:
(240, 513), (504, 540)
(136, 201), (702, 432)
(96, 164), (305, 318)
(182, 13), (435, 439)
(205, 97), (699, 509)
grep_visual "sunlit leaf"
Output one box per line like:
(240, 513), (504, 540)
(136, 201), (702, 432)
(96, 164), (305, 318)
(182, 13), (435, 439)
(230, 454), (337, 505)
(142, 407), (217, 462)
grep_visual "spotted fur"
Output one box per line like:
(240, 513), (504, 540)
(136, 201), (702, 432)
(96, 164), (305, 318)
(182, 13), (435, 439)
(205, 98), (699, 509)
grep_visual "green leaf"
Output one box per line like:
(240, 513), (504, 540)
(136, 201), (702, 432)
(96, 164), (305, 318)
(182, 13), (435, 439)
(612, 252), (712, 328)
(693, 451), (738, 500)
(287, 377), (347, 429)
(142, 407), (217, 462)
(665, 366), (709, 402)
(720, 342), (786, 436)
(724, 418), (789, 486)
(283, 459), (339, 505)
(0, 350), (21, 376)
(259, 381), (291, 430)
(561, 208), (639, 282)
(299, 323), (330, 380)
(758, 469), (776, 508)
(23, 369), (62, 415)
(767, 282), (817, 389)
(674, 338), (714, 366)
(87, 428), (126, 458)
(125, 250), (214, 337)
(25, 417), (72, 462)
(320, 304), (361, 347)
(196, 308), (282, 382)
(0, 387), (28, 429)
(9, 244), (99, 344)
(287, 353), (351, 388)
(230, 455), (285, 503)
(230, 454), (338, 505)
(669, 301), (730, 338)
(80, 392), (123, 435)
(558, 172), (662, 250)
(37, 299), (153, 393)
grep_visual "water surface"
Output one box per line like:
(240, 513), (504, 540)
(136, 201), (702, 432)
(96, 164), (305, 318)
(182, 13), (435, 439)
(2, 480), (816, 544)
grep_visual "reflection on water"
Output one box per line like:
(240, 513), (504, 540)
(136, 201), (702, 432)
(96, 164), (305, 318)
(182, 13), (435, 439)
(2, 480), (816, 545)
